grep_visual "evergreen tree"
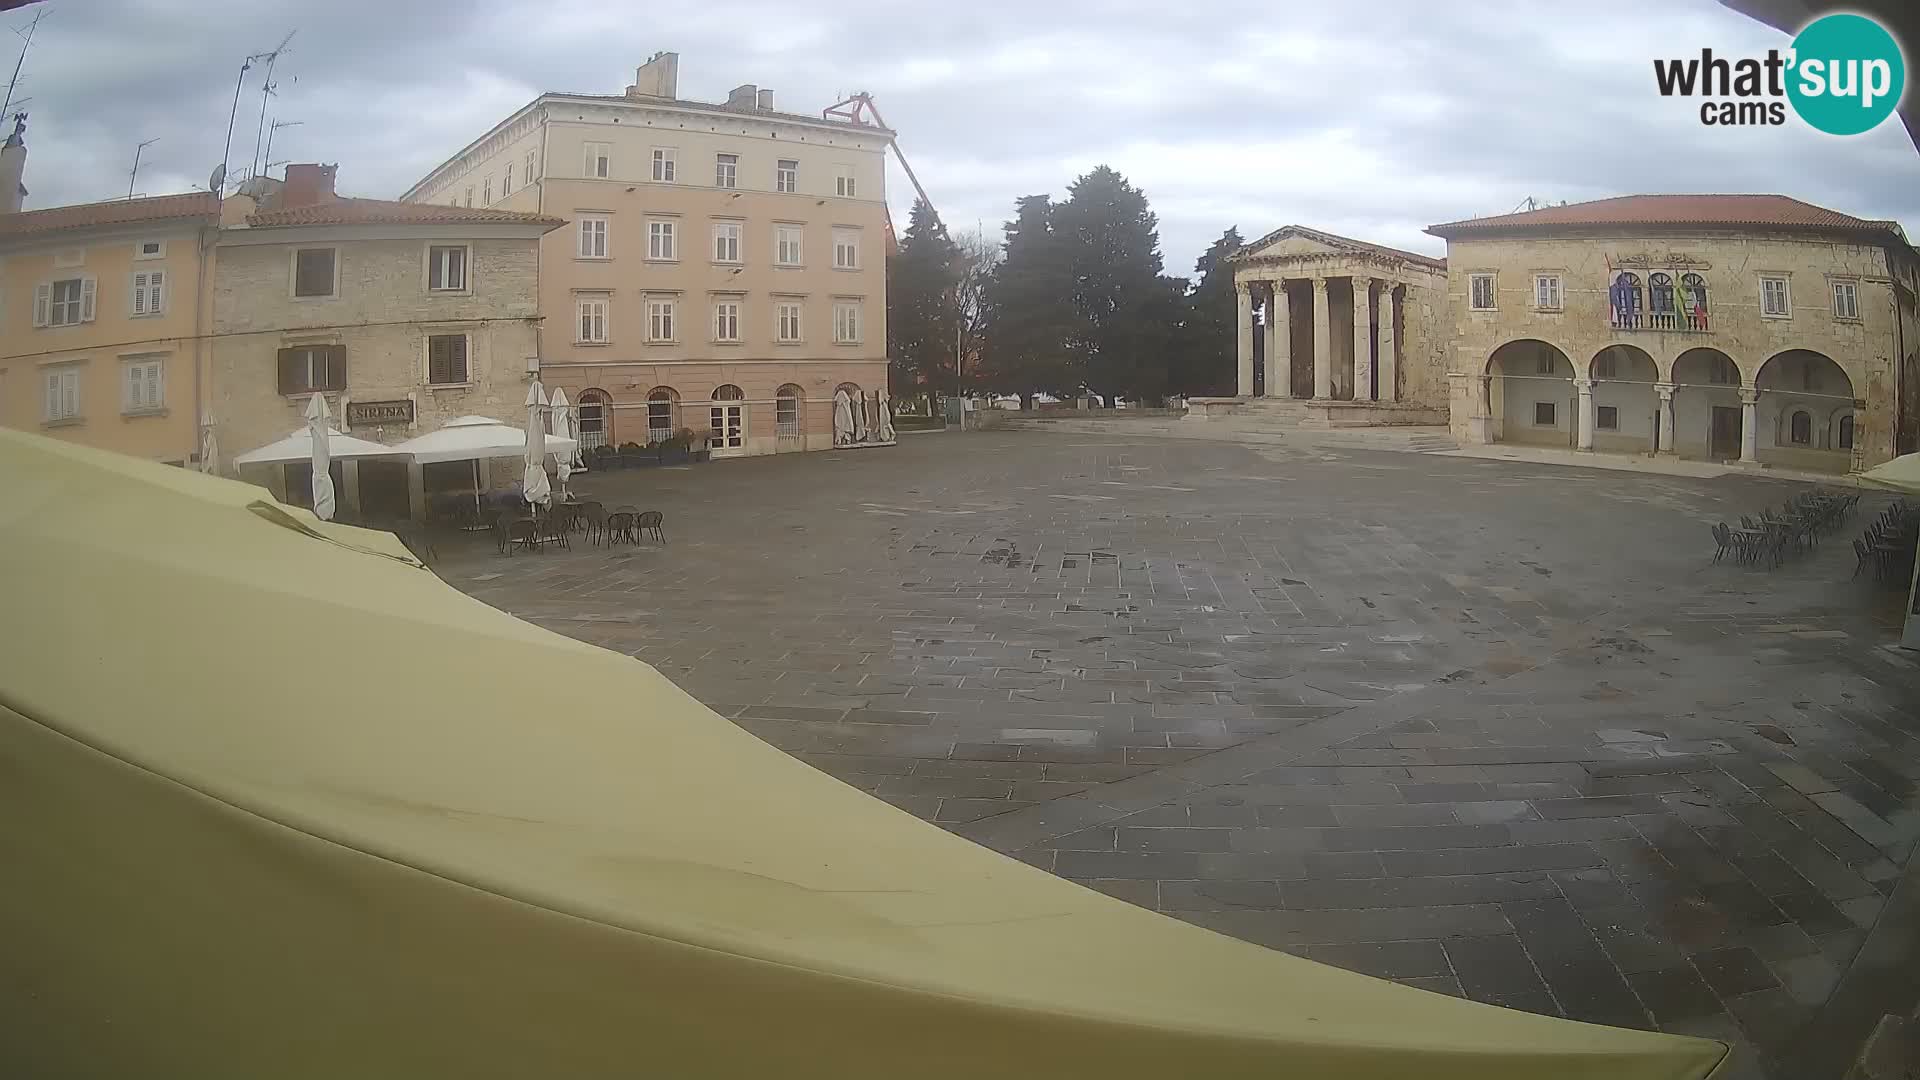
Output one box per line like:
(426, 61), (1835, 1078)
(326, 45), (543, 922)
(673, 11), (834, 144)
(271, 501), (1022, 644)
(1172, 227), (1244, 397)
(1055, 166), (1171, 404)
(981, 194), (1079, 405)
(885, 199), (959, 401)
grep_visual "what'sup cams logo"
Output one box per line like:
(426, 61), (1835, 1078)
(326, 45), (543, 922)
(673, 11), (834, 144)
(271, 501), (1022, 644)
(1654, 12), (1906, 135)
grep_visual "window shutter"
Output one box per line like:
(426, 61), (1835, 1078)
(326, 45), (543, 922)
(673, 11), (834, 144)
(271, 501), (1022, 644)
(44, 372), (58, 418)
(452, 335), (468, 382)
(429, 337), (447, 384)
(327, 345), (348, 391)
(132, 273), (147, 315)
(80, 278), (96, 322)
(34, 283), (50, 327)
(61, 372), (77, 418)
(124, 363), (139, 408)
(146, 364), (161, 408)
(278, 348), (300, 395)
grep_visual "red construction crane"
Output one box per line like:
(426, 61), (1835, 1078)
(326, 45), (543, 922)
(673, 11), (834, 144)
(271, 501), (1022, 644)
(822, 92), (944, 241)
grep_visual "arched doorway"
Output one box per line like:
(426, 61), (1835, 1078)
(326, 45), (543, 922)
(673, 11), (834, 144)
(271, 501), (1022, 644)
(709, 384), (746, 454)
(1486, 340), (1576, 447)
(576, 387), (612, 450)
(1670, 348), (1744, 461)
(1588, 345), (1659, 454)
(775, 384), (804, 450)
(645, 387), (679, 445)
(1755, 350), (1856, 472)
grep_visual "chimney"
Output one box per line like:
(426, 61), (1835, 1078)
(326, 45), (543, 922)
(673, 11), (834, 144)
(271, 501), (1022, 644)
(626, 51), (679, 99)
(281, 163), (337, 208)
(726, 84), (758, 109)
(0, 113), (27, 214)
(755, 88), (775, 111)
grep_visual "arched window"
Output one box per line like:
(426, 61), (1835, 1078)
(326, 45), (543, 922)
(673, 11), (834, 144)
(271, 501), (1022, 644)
(646, 387), (678, 443)
(709, 385), (745, 450)
(1609, 273), (1642, 329)
(1789, 410), (1813, 446)
(712, 384), (744, 401)
(1680, 273), (1709, 331)
(776, 384), (803, 438)
(1838, 413), (1856, 451)
(577, 388), (611, 449)
(1648, 273), (1676, 328)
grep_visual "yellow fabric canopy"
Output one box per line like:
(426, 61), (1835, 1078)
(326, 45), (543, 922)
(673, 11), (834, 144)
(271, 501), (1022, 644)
(1861, 452), (1920, 496)
(0, 429), (1727, 1079)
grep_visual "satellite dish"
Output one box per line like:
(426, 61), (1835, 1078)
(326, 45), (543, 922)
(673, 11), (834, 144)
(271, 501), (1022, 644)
(208, 163), (227, 193)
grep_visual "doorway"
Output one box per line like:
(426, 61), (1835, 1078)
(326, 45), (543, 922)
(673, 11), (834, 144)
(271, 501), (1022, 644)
(358, 460), (411, 521)
(1710, 406), (1742, 460)
(709, 403), (744, 451)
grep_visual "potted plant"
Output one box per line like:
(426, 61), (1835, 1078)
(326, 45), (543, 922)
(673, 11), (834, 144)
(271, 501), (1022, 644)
(660, 430), (691, 465)
(634, 439), (662, 467)
(682, 427), (711, 463)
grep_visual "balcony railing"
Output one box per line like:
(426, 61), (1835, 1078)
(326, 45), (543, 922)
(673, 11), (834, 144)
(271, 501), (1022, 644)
(577, 428), (609, 450)
(1610, 308), (1710, 333)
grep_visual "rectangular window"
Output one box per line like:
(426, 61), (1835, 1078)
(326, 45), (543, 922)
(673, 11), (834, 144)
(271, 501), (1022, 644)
(776, 159), (798, 193)
(293, 248), (336, 297)
(776, 225), (803, 266)
(1833, 281), (1860, 320)
(1761, 275), (1791, 316)
(777, 393), (799, 436)
(833, 300), (861, 344)
(523, 149), (536, 187)
(123, 357), (164, 413)
(647, 298), (676, 342)
(428, 245), (467, 292)
(776, 301), (802, 342)
(482, 178), (492, 205)
(833, 229), (860, 270)
(578, 216), (608, 259)
(501, 165), (512, 196)
(583, 141), (611, 179)
(713, 300), (741, 342)
(712, 221), (742, 263)
(1469, 273), (1496, 311)
(276, 344), (347, 395)
(652, 147), (676, 182)
(135, 239), (165, 259)
(1593, 353), (1617, 379)
(576, 296), (609, 343)
(464, 187), (473, 207)
(130, 269), (166, 316)
(36, 277), (96, 326)
(426, 334), (470, 385)
(1533, 274), (1561, 310)
(715, 153), (738, 189)
(1533, 401), (1556, 426)
(835, 166), (856, 198)
(43, 366), (80, 422)
(1596, 405), (1619, 431)
(648, 220), (677, 260)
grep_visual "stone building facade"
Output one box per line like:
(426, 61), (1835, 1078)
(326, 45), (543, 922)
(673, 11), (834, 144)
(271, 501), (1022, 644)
(1427, 195), (1919, 473)
(400, 52), (892, 458)
(1224, 227), (1449, 424)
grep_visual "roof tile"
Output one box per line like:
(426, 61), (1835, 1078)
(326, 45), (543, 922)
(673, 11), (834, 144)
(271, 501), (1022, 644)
(245, 197), (564, 229)
(0, 191), (218, 238)
(1426, 194), (1902, 239)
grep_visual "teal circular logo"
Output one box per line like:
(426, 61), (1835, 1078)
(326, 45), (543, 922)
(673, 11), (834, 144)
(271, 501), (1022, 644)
(1787, 13), (1906, 135)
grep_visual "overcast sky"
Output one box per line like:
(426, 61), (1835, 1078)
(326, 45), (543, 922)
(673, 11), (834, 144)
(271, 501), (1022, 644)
(8, 0), (1918, 273)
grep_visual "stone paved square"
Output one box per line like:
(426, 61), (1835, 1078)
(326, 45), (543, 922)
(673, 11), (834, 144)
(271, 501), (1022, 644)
(440, 429), (1920, 1079)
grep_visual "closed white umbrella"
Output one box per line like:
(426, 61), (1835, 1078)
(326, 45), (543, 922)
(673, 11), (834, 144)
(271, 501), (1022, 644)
(549, 387), (576, 498)
(197, 421), (219, 475)
(523, 381), (551, 510)
(306, 394), (336, 522)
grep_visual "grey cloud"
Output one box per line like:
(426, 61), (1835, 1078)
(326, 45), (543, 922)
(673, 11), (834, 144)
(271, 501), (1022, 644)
(7, 0), (1917, 270)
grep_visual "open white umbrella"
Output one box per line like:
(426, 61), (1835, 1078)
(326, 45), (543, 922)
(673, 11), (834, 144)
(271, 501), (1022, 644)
(232, 427), (405, 467)
(549, 387), (576, 498)
(524, 381), (552, 510)
(306, 394), (336, 522)
(391, 415), (577, 521)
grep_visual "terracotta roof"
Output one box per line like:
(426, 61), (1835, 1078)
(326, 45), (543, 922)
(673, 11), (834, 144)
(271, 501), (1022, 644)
(550, 92), (894, 135)
(0, 191), (217, 239)
(246, 197), (565, 229)
(1235, 224), (1447, 271)
(1426, 194), (1905, 239)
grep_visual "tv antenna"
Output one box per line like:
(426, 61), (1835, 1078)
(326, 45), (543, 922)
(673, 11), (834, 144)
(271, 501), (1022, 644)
(249, 30), (296, 181)
(128, 137), (158, 199)
(2, 8), (46, 120)
(262, 118), (302, 173)
(220, 30), (293, 196)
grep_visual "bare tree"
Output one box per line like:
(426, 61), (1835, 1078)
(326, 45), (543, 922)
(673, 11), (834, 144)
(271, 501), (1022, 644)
(953, 227), (1001, 397)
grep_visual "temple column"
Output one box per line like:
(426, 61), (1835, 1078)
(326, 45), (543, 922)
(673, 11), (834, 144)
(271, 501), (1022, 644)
(1312, 277), (1333, 400)
(1352, 277), (1374, 402)
(1257, 284), (1276, 397)
(1236, 282), (1254, 397)
(1267, 281), (1291, 398)
(1740, 387), (1759, 463)
(1654, 382), (1676, 455)
(1575, 377), (1595, 451)
(1376, 281), (1397, 403)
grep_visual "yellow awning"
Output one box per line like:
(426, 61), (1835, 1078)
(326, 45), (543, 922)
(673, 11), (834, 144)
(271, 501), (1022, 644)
(0, 429), (1727, 1079)
(1861, 452), (1920, 496)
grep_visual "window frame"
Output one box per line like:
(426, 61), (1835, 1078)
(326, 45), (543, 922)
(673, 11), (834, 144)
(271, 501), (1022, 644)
(482, 177), (493, 205)
(651, 147), (677, 183)
(575, 294), (610, 344)
(426, 244), (470, 293)
(1468, 273), (1496, 311)
(122, 355), (166, 415)
(775, 300), (803, 343)
(577, 216), (609, 259)
(1832, 280), (1861, 321)
(712, 298), (742, 343)
(1532, 273), (1562, 311)
(711, 220), (742, 264)
(43, 364), (81, 423)
(646, 389), (677, 442)
(583, 141), (611, 179)
(835, 165), (857, 198)
(647, 219), (678, 262)
(523, 149), (537, 188)
(833, 299), (862, 344)
(424, 332), (472, 387)
(133, 238), (166, 260)
(775, 224), (804, 267)
(290, 247), (339, 299)
(646, 297), (678, 343)
(36, 275), (97, 327)
(130, 267), (166, 317)
(501, 164), (513, 197)
(1533, 401), (1556, 427)
(1789, 409), (1813, 446)
(714, 152), (738, 189)
(776, 158), (798, 193)
(776, 385), (802, 437)
(1760, 275), (1791, 318)
(832, 228), (860, 270)
(276, 343), (347, 396)
(1595, 404), (1619, 431)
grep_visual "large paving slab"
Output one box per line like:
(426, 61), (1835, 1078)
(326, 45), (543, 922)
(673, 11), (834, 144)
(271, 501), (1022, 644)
(438, 429), (1920, 1079)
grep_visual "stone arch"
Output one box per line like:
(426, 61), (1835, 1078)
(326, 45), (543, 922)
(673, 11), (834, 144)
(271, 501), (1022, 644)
(1668, 348), (1745, 461)
(1485, 339), (1576, 447)
(1753, 350), (1855, 471)
(1587, 345), (1659, 453)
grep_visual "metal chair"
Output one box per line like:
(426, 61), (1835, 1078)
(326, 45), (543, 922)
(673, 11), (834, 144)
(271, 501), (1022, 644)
(504, 517), (538, 555)
(603, 511), (637, 546)
(635, 510), (666, 544)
